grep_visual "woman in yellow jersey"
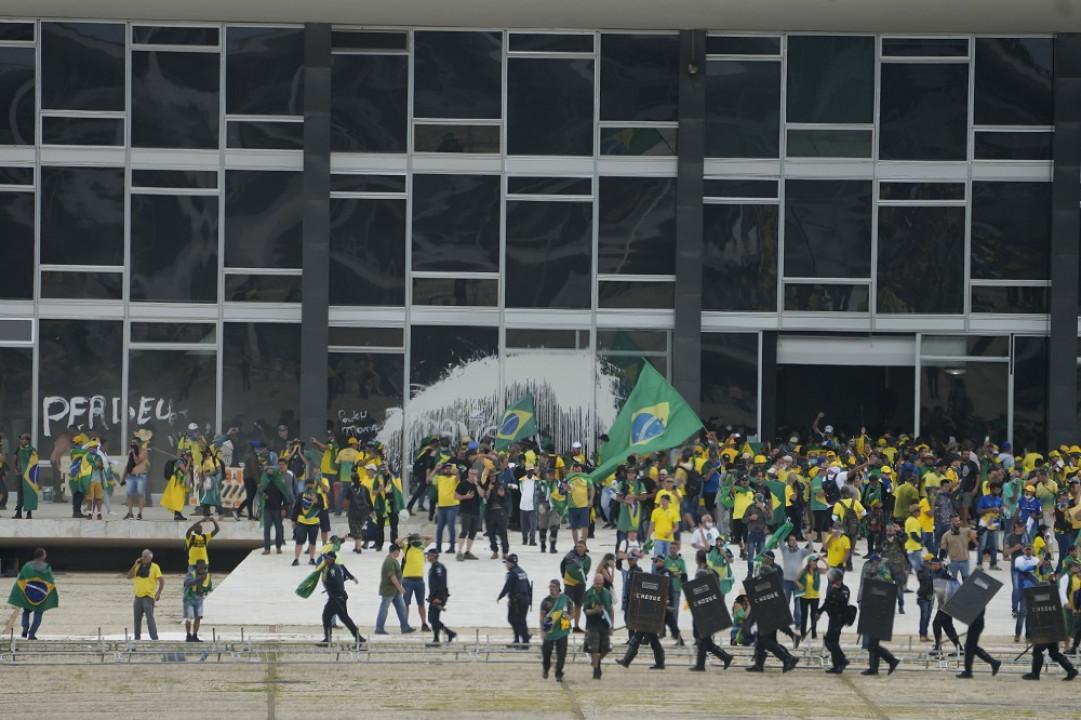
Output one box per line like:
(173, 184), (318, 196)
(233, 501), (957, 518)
(794, 554), (824, 639)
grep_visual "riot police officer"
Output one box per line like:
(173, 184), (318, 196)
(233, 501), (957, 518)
(498, 553), (532, 647)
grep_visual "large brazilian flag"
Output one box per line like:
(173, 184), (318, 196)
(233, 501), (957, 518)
(589, 363), (703, 484)
(19, 446), (39, 512)
(494, 395), (538, 451)
(8, 562), (59, 612)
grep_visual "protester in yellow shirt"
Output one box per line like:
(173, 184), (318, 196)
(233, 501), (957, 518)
(823, 525), (851, 569)
(650, 494), (679, 558)
(126, 548), (164, 641)
(903, 505), (926, 572)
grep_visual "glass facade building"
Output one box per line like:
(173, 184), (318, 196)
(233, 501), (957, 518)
(0, 18), (1078, 476)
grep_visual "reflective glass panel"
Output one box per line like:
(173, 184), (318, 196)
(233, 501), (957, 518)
(128, 349), (217, 464)
(974, 131), (1052, 160)
(879, 182), (965, 201)
(505, 329), (586, 349)
(508, 58), (594, 156)
(970, 286), (1049, 314)
(222, 322), (301, 437)
(0, 191), (33, 299)
(598, 281), (674, 308)
(784, 284), (869, 312)
(882, 38), (969, 57)
(132, 51), (220, 149)
(413, 124), (499, 153)
(879, 63), (968, 161)
(328, 352), (404, 442)
(328, 327), (404, 348)
(226, 120), (304, 150)
(409, 325), (498, 397)
(876, 206), (965, 314)
(226, 27), (304, 115)
(40, 167), (124, 266)
(411, 174), (500, 272)
(41, 117), (123, 146)
(131, 323), (216, 344)
(41, 271), (122, 299)
(412, 278), (498, 306)
(974, 37), (1053, 126)
(921, 335), (1010, 358)
(705, 61), (780, 158)
(331, 31), (407, 51)
(600, 127), (677, 156)
(132, 170), (218, 189)
(224, 170), (303, 269)
(700, 333), (758, 434)
(0, 47), (34, 145)
(920, 360), (1008, 442)
(706, 36), (780, 55)
(505, 200), (592, 309)
(330, 175), (406, 193)
(783, 179), (872, 279)
(329, 198), (406, 306)
(597, 330), (668, 354)
(598, 176), (676, 275)
(600, 34), (679, 122)
(0, 347), (32, 454)
(599, 355), (668, 408)
(131, 195), (218, 303)
(786, 129), (871, 158)
(702, 203), (778, 311)
(331, 54), (407, 153)
(786, 36), (874, 123)
(413, 31), (502, 119)
(133, 26), (219, 46)
(41, 22), (125, 111)
(703, 180), (778, 199)
(510, 34), (593, 53)
(1012, 336), (1047, 451)
(507, 177), (591, 195)
(225, 275), (302, 303)
(0, 23), (34, 42)
(971, 181), (1051, 280)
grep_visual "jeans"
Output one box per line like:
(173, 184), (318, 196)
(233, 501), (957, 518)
(907, 550), (924, 574)
(133, 596), (158, 640)
(435, 506), (458, 551)
(746, 531), (765, 576)
(783, 580), (802, 628)
(1015, 591), (1027, 638)
(21, 609), (42, 637)
(978, 530), (999, 567)
(917, 597), (932, 637)
(519, 509), (537, 544)
(948, 559), (969, 582)
(653, 539), (670, 558)
(1056, 532), (1073, 572)
(125, 473), (147, 498)
(375, 593), (412, 632)
(263, 513), (284, 550)
(1011, 567), (1021, 613)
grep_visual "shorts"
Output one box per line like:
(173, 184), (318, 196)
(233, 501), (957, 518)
(568, 507), (589, 530)
(584, 626), (611, 654)
(294, 523), (319, 545)
(183, 598), (204, 619)
(813, 510), (831, 533)
(126, 473), (148, 498)
(319, 511), (331, 532)
(402, 578), (426, 606)
(565, 583), (585, 608)
(458, 513), (481, 540)
(87, 481), (104, 502)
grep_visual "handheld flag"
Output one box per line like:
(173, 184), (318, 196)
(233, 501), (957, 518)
(590, 363), (703, 483)
(295, 537), (344, 599)
(494, 395), (538, 451)
(753, 518), (794, 574)
(8, 562), (58, 612)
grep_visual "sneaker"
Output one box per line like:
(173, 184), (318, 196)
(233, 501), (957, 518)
(374, 630), (389, 635)
(456, 552), (464, 562)
(825, 667), (844, 674)
(490, 552), (499, 560)
(991, 659), (1002, 676)
(573, 627), (584, 634)
(276, 547), (283, 554)
(614, 658), (630, 668)
(309, 558), (317, 565)
(648, 664), (665, 670)
(989, 564), (1001, 571)
(422, 624), (431, 632)
(291, 559), (299, 566)
(592, 667), (601, 680)
(975, 565), (984, 571)
(446, 630), (457, 643)
(402, 627), (416, 634)
(1065, 669), (1079, 682)
(123, 512), (134, 520)
(464, 552), (479, 560)
(543, 669), (549, 679)
(540, 545), (547, 553)
(262, 549), (271, 555)
(745, 666), (764, 673)
(783, 657), (799, 673)
(136, 514), (143, 520)
(898, 608), (905, 615)
(554, 672), (563, 681)
(688, 666), (706, 672)
(720, 653), (733, 670)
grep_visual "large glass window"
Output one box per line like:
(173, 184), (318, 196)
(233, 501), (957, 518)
(413, 31), (502, 119)
(40, 166), (124, 266)
(128, 349), (217, 455)
(1012, 336), (1047, 452)
(411, 174), (500, 272)
(226, 27), (304, 116)
(0, 191), (33, 299)
(879, 63), (968, 161)
(705, 61), (780, 158)
(0, 346), (32, 453)
(222, 323), (301, 436)
(702, 204), (778, 311)
(331, 54), (407, 153)
(131, 194), (219, 303)
(971, 182), (1051, 280)
(505, 200), (592, 309)
(920, 359), (1008, 442)
(224, 171), (303, 269)
(784, 179), (872, 279)
(329, 199), (406, 306)
(877, 206), (965, 313)
(0, 47), (34, 145)
(39, 319), (123, 457)
(507, 59), (594, 156)
(785, 35), (874, 123)
(42, 22), (125, 111)
(975, 38), (1053, 126)
(598, 176), (676, 275)
(409, 325), (498, 396)
(132, 51), (220, 149)
(328, 352), (404, 442)
(600, 34), (679, 122)
(700, 333), (758, 433)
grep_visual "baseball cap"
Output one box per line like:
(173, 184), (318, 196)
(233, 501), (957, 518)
(425, 544), (439, 555)
(572, 441), (582, 449)
(504, 553), (519, 564)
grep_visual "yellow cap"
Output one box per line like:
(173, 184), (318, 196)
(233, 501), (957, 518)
(754, 455), (767, 464)
(881, 466), (893, 475)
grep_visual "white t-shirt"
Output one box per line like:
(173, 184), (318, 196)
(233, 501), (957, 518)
(519, 476), (536, 512)
(617, 538), (642, 558)
(691, 525), (719, 550)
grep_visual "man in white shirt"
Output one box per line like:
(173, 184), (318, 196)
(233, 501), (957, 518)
(690, 514), (720, 551)
(519, 464), (538, 546)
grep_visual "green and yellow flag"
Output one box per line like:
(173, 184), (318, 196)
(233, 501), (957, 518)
(19, 446), (39, 512)
(296, 538), (344, 599)
(589, 363), (703, 483)
(8, 561), (58, 612)
(494, 395), (538, 451)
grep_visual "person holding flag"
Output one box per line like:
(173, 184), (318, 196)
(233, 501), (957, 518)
(259, 458), (292, 554)
(539, 578), (574, 680)
(290, 479), (326, 566)
(495, 395), (538, 451)
(318, 550), (364, 646)
(7, 547), (58, 639)
(12, 433), (38, 520)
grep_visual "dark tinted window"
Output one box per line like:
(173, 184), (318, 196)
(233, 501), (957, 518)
(1013, 336), (1048, 450)
(131, 194), (219, 303)
(786, 36), (874, 123)
(784, 284), (870, 312)
(329, 198), (406, 306)
(706, 36), (780, 55)
(920, 360), (1008, 442)
(704, 180), (777, 198)
(133, 26), (219, 45)
(41, 271), (122, 299)
(38, 319), (124, 457)
(600, 127), (677, 156)
(509, 34), (593, 53)
(224, 171), (303, 268)
(0, 347), (32, 453)
(225, 274), (302, 302)
(42, 22), (125, 111)
(971, 286), (1049, 314)
(222, 323), (301, 435)
(331, 54), (407, 153)
(971, 181), (1051, 280)
(328, 352), (404, 441)
(0, 191), (33, 299)
(0, 48), (35, 145)
(411, 174), (500, 272)
(507, 177), (591, 195)
(409, 325), (498, 396)
(132, 170), (218, 189)
(413, 31), (502, 119)
(783, 179), (872, 278)
(598, 281), (674, 308)
(879, 182), (964, 201)
(0, 167), (32, 185)
(597, 329), (668, 353)
(328, 327), (403, 347)
(0, 23), (34, 42)
(701, 333), (758, 433)
(131, 323), (216, 343)
(508, 58), (594, 156)
(598, 176), (676, 275)
(226, 120), (304, 150)
(414, 124), (500, 153)
(876, 206), (965, 314)
(505, 329), (584, 349)
(40, 167), (124, 266)
(879, 63), (968, 161)
(330, 174), (406, 193)
(786, 129), (871, 158)
(132, 51), (220, 149)
(41, 116), (123, 146)
(331, 31), (407, 51)
(226, 27), (304, 115)
(975, 38), (1053, 125)
(413, 278), (498, 306)
(974, 131), (1052, 160)
(882, 38), (969, 57)
(600, 34), (679, 122)
(705, 61), (780, 158)
(505, 200), (592, 309)
(703, 203), (778, 311)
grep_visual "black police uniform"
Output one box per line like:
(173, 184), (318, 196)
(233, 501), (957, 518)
(690, 568), (734, 671)
(498, 561), (532, 645)
(822, 581), (849, 672)
(321, 563), (362, 643)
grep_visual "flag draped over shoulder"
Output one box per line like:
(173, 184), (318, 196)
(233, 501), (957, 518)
(258, 470), (291, 529)
(8, 562), (58, 612)
(588, 363), (703, 484)
(19, 446), (39, 512)
(494, 395), (538, 451)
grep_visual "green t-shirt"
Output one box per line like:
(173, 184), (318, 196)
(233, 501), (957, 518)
(810, 476), (829, 512)
(379, 554), (402, 597)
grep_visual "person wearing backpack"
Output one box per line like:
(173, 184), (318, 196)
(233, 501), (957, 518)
(831, 488), (866, 570)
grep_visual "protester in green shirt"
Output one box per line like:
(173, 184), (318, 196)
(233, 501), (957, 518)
(582, 573), (613, 680)
(374, 545), (415, 635)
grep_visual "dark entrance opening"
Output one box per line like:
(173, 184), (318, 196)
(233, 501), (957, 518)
(775, 365), (914, 441)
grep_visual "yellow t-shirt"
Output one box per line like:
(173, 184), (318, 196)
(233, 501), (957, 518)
(825, 535), (851, 568)
(402, 544), (426, 578)
(133, 562), (162, 598)
(918, 498), (934, 533)
(732, 488), (754, 520)
(568, 476), (591, 508)
(921, 471), (942, 495)
(185, 533), (210, 567)
(435, 474), (459, 507)
(651, 506), (677, 542)
(904, 516), (923, 552)
(1033, 535), (1047, 558)
(656, 488), (678, 508)
(831, 499), (865, 521)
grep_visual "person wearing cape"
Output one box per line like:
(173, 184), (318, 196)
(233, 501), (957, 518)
(259, 460), (293, 553)
(13, 433), (39, 519)
(539, 578), (574, 680)
(198, 440), (226, 518)
(161, 454), (192, 521)
(7, 547), (58, 639)
(67, 434), (94, 518)
(707, 535), (736, 594)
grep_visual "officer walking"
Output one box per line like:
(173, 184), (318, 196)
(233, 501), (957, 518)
(425, 545), (457, 645)
(498, 553), (532, 648)
(319, 551), (364, 646)
(820, 568), (850, 673)
(688, 552), (734, 672)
